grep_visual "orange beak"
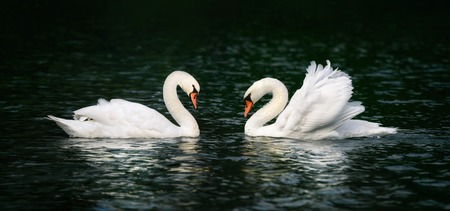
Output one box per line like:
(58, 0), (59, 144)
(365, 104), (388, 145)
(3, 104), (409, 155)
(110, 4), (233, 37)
(189, 92), (198, 109)
(244, 99), (253, 117)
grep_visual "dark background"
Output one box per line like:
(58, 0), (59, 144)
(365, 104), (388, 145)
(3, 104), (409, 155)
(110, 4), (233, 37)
(1, 0), (449, 61)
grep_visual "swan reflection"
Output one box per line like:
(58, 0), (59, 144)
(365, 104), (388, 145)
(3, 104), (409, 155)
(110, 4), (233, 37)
(57, 137), (205, 209)
(60, 137), (199, 162)
(244, 136), (350, 189)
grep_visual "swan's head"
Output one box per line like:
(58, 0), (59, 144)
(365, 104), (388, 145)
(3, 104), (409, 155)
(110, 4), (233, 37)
(243, 78), (278, 117)
(177, 71), (200, 109)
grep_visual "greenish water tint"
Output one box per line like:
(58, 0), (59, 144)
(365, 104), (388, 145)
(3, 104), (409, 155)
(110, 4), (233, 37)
(1, 1), (449, 210)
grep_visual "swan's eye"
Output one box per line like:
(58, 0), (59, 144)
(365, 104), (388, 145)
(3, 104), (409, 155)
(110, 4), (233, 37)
(192, 85), (198, 95)
(244, 94), (252, 102)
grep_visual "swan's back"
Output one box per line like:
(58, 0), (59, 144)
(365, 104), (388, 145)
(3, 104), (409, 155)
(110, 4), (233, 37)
(274, 60), (396, 139)
(74, 99), (167, 126)
(50, 99), (180, 138)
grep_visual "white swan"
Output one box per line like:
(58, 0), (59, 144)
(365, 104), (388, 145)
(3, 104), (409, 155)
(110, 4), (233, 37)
(47, 71), (200, 138)
(243, 60), (397, 140)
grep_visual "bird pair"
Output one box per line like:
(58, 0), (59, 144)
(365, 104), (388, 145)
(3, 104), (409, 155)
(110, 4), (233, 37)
(48, 60), (397, 140)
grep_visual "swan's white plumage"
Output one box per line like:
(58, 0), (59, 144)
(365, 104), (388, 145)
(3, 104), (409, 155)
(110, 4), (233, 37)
(48, 71), (200, 138)
(244, 60), (397, 140)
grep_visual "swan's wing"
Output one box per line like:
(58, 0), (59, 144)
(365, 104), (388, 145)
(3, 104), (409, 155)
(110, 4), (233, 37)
(275, 60), (364, 134)
(74, 99), (176, 131)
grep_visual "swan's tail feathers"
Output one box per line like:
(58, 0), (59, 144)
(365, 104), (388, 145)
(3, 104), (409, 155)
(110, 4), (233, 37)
(46, 115), (81, 137)
(336, 119), (397, 138)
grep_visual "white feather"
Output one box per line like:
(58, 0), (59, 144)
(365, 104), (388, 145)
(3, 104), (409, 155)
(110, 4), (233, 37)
(244, 60), (397, 140)
(47, 71), (200, 138)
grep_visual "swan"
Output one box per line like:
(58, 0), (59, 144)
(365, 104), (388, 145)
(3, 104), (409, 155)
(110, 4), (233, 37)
(47, 71), (200, 138)
(243, 60), (397, 140)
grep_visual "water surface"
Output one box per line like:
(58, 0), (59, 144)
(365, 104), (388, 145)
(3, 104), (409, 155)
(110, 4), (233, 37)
(1, 1), (449, 210)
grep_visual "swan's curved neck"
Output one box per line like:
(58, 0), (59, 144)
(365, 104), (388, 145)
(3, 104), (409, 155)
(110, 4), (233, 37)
(163, 73), (198, 134)
(246, 80), (289, 129)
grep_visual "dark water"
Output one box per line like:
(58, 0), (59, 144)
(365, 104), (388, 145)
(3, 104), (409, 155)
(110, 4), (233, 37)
(1, 1), (449, 210)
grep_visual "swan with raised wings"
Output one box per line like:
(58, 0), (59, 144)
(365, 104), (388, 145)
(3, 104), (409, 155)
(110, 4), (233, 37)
(48, 71), (200, 138)
(243, 60), (397, 140)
